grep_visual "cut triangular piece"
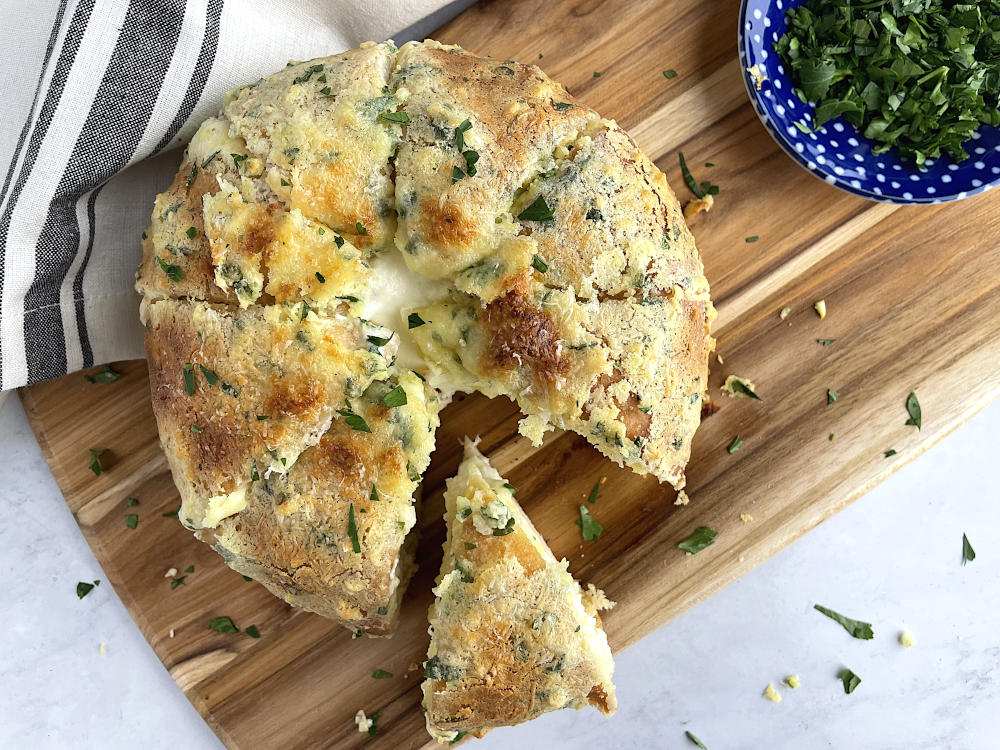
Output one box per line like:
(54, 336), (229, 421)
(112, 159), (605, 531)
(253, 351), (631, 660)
(423, 439), (616, 743)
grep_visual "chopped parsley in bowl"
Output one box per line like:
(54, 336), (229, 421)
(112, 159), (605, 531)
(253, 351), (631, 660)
(739, 0), (1000, 203)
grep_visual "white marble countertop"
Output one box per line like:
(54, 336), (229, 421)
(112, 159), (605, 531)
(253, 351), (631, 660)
(1, 391), (996, 749)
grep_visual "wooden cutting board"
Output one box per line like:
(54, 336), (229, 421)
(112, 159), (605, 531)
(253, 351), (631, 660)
(20, 0), (1000, 747)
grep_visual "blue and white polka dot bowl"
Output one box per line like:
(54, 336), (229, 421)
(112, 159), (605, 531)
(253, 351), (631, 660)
(739, 0), (1000, 204)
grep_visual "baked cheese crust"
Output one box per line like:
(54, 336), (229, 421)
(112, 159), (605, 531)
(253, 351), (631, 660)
(137, 38), (712, 636)
(423, 440), (616, 742)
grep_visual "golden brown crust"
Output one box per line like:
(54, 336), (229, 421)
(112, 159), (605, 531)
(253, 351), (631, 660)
(423, 441), (616, 742)
(208, 371), (439, 635)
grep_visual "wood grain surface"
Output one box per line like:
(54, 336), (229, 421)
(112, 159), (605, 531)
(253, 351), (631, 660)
(19, 0), (1000, 748)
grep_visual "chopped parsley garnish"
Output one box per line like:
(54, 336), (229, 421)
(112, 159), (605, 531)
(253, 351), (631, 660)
(347, 503), (361, 553)
(775, 0), (1000, 165)
(379, 110), (410, 125)
(125, 497), (139, 507)
(827, 388), (840, 404)
(370, 484), (379, 502)
(493, 517), (516, 536)
(230, 153), (248, 170)
(449, 732), (468, 745)
(185, 226), (197, 240)
(367, 334), (392, 347)
(280, 178), (290, 186)
(76, 580), (99, 599)
(201, 151), (219, 168)
(291, 63), (323, 84)
(256, 414), (270, 421)
(125, 514), (138, 530)
(209, 616), (239, 634)
(454, 119), (473, 151)
(408, 312), (427, 328)
(663, 69), (678, 79)
(962, 533), (975, 565)
(335, 295), (358, 303)
(182, 363), (196, 396)
(334, 235), (344, 248)
(577, 505), (603, 541)
(461, 148), (479, 177)
(838, 668), (861, 695)
(587, 481), (600, 504)
(371, 669), (393, 679)
(186, 163), (197, 186)
(813, 604), (874, 639)
(185, 565), (194, 573)
(382, 385), (407, 408)
(685, 731), (708, 749)
(729, 378), (762, 401)
(817, 338), (836, 346)
(156, 256), (184, 282)
(299, 300), (311, 321)
(283, 147), (299, 161)
(452, 165), (466, 183)
(191, 425), (202, 433)
(338, 407), (371, 433)
(198, 364), (219, 386)
(905, 391), (921, 429)
(315, 271), (325, 283)
(366, 712), (380, 737)
(502, 482), (516, 494)
(88, 449), (105, 476)
(593, 71), (602, 77)
(745, 235), (759, 243)
(884, 448), (897, 457)
(727, 436), (743, 454)
(678, 152), (719, 199)
(678, 526), (717, 554)
(355, 221), (367, 235)
(242, 575), (253, 581)
(532, 254), (549, 273)
(162, 506), (180, 518)
(85, 365), (121, 383)
(245, 625), (261, 639)
(170, 577), (185, 590)
(517, 195), (555, 222)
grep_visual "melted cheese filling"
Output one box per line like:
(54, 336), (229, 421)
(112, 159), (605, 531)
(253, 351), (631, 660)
(363, 248), (455, 391)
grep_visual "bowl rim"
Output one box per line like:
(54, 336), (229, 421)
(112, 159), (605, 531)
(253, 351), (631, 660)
(737, 0), (997, 205)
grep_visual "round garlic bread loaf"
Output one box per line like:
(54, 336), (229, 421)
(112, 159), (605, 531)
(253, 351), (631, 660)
(137, 39), (713, 635)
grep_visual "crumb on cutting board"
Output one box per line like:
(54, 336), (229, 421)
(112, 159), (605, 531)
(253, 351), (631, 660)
(780, 306), (791, 320)
(785, 674), (800, 689)
(814, 299), (827, 319)
(763, 683), (782, 702)
(683, 193), (714, 218)
(900, 631), (916, 648)
(675, 490), (690, 506)
(355, 710), (373, 734)
(740, 513), (754, 524)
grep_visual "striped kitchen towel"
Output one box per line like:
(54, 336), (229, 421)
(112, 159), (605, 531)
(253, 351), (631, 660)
(0, 0), (455, 391)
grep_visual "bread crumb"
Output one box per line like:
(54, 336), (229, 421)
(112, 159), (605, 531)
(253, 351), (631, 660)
(779, 306), (791, 320)
(763, 683), (782, 702)
(674, 490), (690, 506)
(683, 193), (714, 218)
(814, 299), (827, 319)
(164, 567), (177, 578)
(169, 629), (175, 638)
(98, 643), (107, 655)
(716, 353), (724, 365)
(899, 631), (916, 648)
(355, 710), (373, 734)
(738, 554), (745, 562)
(740, 513), (754, 524)
(408, 662), (419, 673)
(721, 375), (759, 399)
(784, 674), (800, 689)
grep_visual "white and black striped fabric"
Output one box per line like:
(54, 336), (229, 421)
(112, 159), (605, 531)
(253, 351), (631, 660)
(0, 0), (453, 391)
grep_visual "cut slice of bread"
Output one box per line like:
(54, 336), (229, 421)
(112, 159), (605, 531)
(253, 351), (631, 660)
(423, 439), (616, 743)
